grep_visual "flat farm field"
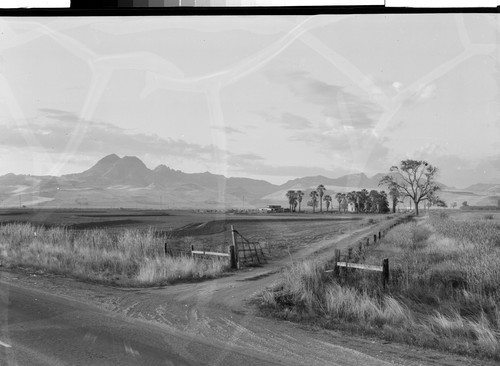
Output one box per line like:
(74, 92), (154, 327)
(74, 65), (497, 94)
(0, 208), (377, 259)
(0, 208), (195, 230)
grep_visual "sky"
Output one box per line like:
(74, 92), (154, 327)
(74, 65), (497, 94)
(0, 14), (498, 188)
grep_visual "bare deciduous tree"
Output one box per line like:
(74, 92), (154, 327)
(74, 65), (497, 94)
(379, 159), (439, 216)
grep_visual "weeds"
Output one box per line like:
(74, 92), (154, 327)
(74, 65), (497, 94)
(260, 213), (500, 360)
(0, 223), (227, 286)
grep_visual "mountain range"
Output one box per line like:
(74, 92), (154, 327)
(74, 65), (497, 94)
(0, 154), (498, 209)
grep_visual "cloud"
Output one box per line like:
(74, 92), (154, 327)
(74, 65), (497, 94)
(228, 153), (265, 167)
(230, 161), (349, 179)
(292, 125), (387, 152)
(288, 126), (390, 174)
(280, 113), (312, 130)
(2, 109), (275, 177)
(236, 153), (264, 161)
(1, 109), (219, 162)
(400, 83), (437, 106)
(408, 145), (500, 187)
(415, 83), (436, 100)
(392, 81), (403, 90)
(39, 108), (82, 123)
(268, 71), (383, 129)
(211, 125), (244, 135)
(253, 111), (313, 130)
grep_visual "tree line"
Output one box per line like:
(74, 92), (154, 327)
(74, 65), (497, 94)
(284, 159), (443, 216)
(285, 185), (391, 214)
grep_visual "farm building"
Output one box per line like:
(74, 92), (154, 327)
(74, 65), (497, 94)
(347, 202), (356, 212)
(258, 205), (283, 213)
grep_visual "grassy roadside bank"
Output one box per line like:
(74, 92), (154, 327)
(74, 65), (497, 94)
(0, 223), (227, 286)
(259, 212), (500, 360)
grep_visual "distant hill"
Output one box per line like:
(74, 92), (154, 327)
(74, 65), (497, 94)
(0, 154), (495, 209)
(65, 154), (154, 186)
(0, 154), (280, 209)
(463, 183), (500, 195)
(279, 173), (383, 191)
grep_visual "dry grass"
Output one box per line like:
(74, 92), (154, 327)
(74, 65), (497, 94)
(324, 285), (410, 326)
(260, 212), (500, 360)
(136, 256), (227, 284)
(0, 223), (228, 286)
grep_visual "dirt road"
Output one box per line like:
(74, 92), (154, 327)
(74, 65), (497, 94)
(0, 219), (494, 365)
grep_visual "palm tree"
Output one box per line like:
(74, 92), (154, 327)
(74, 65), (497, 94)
(323, 194), (332, 212)
(296, 190), (304, 213)
(286, 190), (296, 212)
(335, 192), (343, 213)
(316, 184), (326, 212)
(335, 192), (345, 213)
(309, 191), (319, 213)
(341, 193), (347, 212)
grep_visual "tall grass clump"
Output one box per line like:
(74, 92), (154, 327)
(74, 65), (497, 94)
(429, 211), (500, 298)
(324, 285), (410, 327)
(263, 260), (327, 318)
(0, 223), (228, 286)
(261, 259), (412, 330)
(136, 256), (227, 284)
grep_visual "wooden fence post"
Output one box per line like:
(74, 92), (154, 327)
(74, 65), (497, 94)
(374, 234), (377, 243)
(366, 237), (370, 247)
(231, 225), (240, 270)
(191, 244), (194, 258)
(382, 258), (389, 288)
(164, 242), (168, 256)
(334, 249), (340, 277)
(347, 248), (353, 277)
(378, 231), (381, 240)
(228, 245), (236, 269)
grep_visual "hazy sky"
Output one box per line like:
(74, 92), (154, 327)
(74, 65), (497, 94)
(0, 14), (498, 188)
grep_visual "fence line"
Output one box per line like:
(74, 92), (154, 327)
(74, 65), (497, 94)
(191, 249), (230, 257)
(327, 262), (383, 272)
(326, 214), (412, 288)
